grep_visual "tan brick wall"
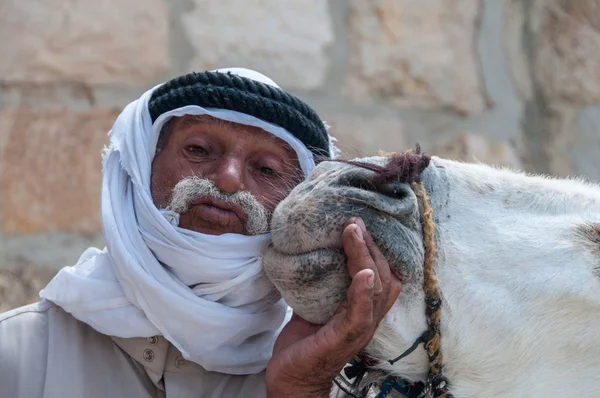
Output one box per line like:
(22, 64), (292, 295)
(1, 108), (115, 234)
(2, 0), (600, 311)
(0, 264), (56, 313)
(182, 0), (334, 90)
(345, 0), (488, 116)
(0, 0), (169, 85)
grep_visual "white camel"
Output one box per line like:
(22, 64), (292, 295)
(263, 153), (600, 398)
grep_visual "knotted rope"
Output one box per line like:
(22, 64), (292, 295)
(411, 181), (452, 398)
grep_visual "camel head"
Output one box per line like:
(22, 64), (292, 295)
(263, 151), (600, 397)
(263, 153), (430, 325)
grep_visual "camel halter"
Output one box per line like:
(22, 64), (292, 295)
(330, 152), (453, 398)
(407, 181), (453, 398)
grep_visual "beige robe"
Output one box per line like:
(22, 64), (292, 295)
(0, 301), (267, 398)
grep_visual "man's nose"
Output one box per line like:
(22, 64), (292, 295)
(208, 156), (245, 194)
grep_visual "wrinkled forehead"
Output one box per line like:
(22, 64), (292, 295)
(152, 106), (317, 178)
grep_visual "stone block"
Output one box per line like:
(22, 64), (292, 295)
(346, 0), (487, 116)
(0, 0), (169, 85)
(504, 0), (534, 101)
(0, 264), (57, 313)
(324, 113), (408, 158)
(573, 106), (600, 182)
(182, 0), (334, 90)
(0, 232), (105, 271)
(532, 0), (600, 106)
(0, 108), (116, 234)
(431, 131), (522, 169)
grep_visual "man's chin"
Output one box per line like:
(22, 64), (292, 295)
(180, 222), (248, 236)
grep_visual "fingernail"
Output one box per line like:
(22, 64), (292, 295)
(354, 224), (363, 241)
(366, 270), (374, 288)
(355, 218), (366, 230)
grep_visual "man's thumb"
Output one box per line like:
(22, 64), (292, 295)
(341, 268), (374, 340)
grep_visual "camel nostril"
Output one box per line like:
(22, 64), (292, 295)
(343, 174), (379, 193)
(375, 181), (411, 200)
(343, 174), (411, 200)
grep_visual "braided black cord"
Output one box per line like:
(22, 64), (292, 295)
(149, 73), (330, 157)
(150, 71), (324, 131)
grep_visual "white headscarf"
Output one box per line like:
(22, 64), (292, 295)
(40, 68), (334, 375)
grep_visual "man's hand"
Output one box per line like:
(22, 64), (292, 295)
(265, 218), (402, 398)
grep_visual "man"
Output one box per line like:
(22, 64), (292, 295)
(0, 68), (400, 397)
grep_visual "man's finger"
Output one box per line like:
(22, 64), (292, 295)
(351, 218), (402, 319)
(342, 220), (382, 292)
(353, 218), (390, 296)
(338, 268), (375, 344)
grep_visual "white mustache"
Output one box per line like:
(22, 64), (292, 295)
(167, 176), (271, 235)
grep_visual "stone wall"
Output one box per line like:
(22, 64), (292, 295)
(1, 0), (600, 309)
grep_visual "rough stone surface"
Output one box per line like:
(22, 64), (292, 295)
(0, 232), (105, 271)
(0, 108), (115, 234)
(0, 0), (169, 85)
(0, 264), (57, 313)
(503, 0), (596, 177)
(2, 0), (600, 299)
(346, 0), (487, 116)
(431, 132), (523, 169)
(573, 106), (600, 182)
(181, 0), (334, 90)
(503, 0), (534, 101)
(541, 107), (579, 178)
(531, 0), (600, 106)
(324, 113), (407, 158)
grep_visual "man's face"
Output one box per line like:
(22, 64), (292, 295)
(150, 115), (303, 236)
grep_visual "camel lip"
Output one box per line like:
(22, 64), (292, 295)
(266, 241), (344, 257)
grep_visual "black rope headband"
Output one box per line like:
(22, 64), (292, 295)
(148, 71), (331, 158)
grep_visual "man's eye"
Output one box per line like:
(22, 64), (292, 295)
(187, 145), (208, 155)
(260, 166), (278, 176)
